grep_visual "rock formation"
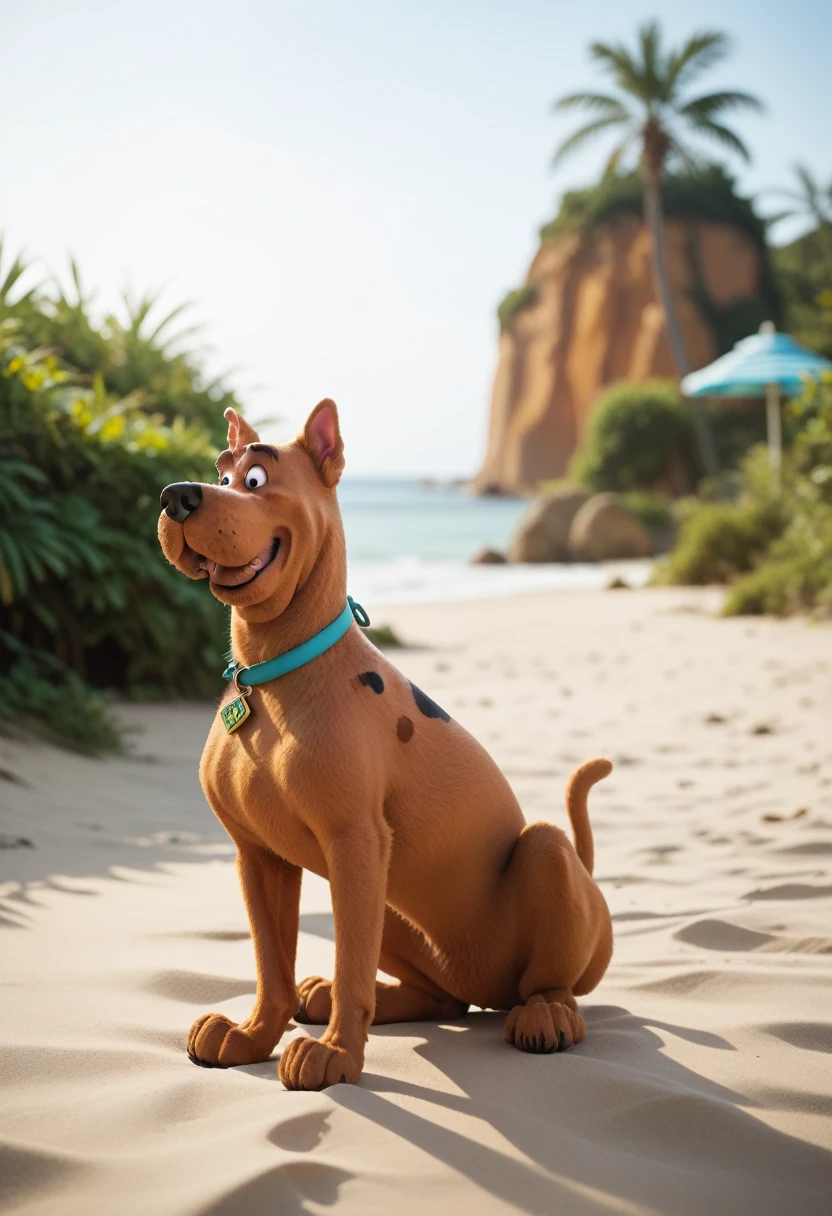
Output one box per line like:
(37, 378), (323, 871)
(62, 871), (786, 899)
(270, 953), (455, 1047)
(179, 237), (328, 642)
(476, 211), (776, 495)
(568, 494), (653, 561)
(508, 488), (590, 563)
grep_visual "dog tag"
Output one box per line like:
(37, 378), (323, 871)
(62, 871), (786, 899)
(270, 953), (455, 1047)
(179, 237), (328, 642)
(220, 691), (251, 734)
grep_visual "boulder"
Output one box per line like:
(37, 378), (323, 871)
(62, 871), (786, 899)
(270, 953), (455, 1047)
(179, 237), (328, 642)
(508, 488), (590, 563)
(568, 494), (653, 562)
(470, 547), (507, 565)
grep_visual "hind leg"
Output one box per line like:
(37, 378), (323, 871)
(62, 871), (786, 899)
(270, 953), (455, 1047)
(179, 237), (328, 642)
(297, 906), (468, 1026)
(499, 821), (610, 1055)
(504, 990), (586, 1054)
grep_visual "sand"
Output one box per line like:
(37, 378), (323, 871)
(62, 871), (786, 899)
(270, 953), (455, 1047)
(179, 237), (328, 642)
(1, 585), (831, 1215)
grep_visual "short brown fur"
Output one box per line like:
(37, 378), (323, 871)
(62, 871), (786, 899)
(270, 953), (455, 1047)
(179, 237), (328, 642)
(158, 401), (613, 1089)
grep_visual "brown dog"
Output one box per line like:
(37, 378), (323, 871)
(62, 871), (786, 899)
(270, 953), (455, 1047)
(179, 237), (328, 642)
(157, 400), (613, 1090)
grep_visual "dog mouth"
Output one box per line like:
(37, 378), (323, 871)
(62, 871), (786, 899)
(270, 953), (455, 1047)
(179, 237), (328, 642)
(197, 538), (281, 588)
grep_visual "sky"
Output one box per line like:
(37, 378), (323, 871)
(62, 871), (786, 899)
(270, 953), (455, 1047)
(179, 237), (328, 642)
(3, 0), (830, 476)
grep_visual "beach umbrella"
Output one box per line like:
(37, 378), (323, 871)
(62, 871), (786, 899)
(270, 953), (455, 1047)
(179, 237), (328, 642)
(680, 321), (832, 486)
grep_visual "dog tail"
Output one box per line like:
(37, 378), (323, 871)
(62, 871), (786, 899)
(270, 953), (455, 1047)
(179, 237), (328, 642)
(565, 758), (612, 875)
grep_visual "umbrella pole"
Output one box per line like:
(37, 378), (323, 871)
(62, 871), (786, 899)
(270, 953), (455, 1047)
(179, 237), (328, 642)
(765, 381), (782, 490)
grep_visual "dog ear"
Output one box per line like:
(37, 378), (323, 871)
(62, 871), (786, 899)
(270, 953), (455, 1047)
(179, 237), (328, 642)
(299, 399), (344, 488)
(224, 407), (260, 450)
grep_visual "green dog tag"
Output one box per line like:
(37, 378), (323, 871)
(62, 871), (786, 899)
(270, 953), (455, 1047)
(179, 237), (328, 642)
(221, 694), (251, 734)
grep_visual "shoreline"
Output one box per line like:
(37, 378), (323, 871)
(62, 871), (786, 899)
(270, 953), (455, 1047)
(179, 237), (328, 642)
(348, 555), (654, 608)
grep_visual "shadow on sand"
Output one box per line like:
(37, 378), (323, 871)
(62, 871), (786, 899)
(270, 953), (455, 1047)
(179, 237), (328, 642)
(221, 1006), (832, 1216)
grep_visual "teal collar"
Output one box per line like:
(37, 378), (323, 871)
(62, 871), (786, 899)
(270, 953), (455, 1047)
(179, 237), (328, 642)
(223, 596), (370, 689)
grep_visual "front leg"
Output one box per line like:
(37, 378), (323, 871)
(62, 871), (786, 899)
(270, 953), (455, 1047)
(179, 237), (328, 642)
(279, 820), (391, 1090)
(189, 844), (301, 1067)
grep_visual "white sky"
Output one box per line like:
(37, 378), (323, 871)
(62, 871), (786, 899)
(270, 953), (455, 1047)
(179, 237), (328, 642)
(3, 0), (830, 475)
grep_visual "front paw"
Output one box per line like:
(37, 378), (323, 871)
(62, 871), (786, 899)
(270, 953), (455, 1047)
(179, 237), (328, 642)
(187, 1013), (274, 1067)
(278, 1034), (362, 1090)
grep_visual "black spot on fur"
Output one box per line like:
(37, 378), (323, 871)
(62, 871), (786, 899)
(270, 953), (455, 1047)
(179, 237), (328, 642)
(358, 671), (384, 695)
(409, 682), (450, 722)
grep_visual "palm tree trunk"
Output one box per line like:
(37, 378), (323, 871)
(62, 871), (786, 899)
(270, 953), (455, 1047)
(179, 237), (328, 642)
(643, 169), (717, 476)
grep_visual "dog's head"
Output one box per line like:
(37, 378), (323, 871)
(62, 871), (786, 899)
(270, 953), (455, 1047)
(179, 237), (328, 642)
(158, 400), (345, 623)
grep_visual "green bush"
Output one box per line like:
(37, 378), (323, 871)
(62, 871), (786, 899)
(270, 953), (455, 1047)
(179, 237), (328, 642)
(723, 548), (831, 616)
(656, 494), (785, 585)
(0, 632), (122, 754)
(497, 284), (538, 330)
(1, 246), (239, 448)
(0, 257), (236, 751)
(570, 380), (693, 493)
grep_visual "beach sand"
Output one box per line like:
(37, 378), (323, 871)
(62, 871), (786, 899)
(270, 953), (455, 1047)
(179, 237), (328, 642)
(1, 586), (831, 1215)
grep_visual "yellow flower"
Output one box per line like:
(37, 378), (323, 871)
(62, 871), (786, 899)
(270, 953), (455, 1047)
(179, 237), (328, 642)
(7, 356), (24, 373)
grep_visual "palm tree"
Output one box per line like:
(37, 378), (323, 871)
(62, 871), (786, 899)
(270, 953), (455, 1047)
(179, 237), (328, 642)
(552, 21), (762, 473)
(768, 165), (832, 276)
(770, 165), (832, 230)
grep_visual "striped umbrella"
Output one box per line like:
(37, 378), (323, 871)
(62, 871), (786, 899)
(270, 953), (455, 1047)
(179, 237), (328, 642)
(681, 322), (832, 485)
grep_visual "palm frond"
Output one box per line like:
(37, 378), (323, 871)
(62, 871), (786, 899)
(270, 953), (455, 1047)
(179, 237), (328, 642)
(0, 252), (29, 302)
(589, 41), (651, 103)
(666, 136), (708, 174)
(679, 90), (763, 121)
(603, 135), (636, 176)
(684, 116), (752, 161)
(123, 291), (157, 335)
(552, 91), (631, 118)
(795, 164), (822, 208)
(69, 256), (84, 305)
(145, 301), (195, 346)
(552, 114), (634, 169)
(764, 166), (832, 226)
(666, 31), (730, 94)
(763, 209), (796, 229)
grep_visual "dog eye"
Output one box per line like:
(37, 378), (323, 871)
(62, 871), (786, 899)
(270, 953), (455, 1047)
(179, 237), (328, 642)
(245, 464), (268, 490)
(219, 474), (232, 486)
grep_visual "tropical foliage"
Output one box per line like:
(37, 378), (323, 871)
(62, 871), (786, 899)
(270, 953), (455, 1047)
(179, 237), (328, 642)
(657, 374), (832, 616)
(769, 166), (832, 359)
(0, 250), (236, 750)
(0, 241), (235, 447)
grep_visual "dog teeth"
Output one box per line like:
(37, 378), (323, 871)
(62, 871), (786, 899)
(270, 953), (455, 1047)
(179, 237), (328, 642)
(249, 558), (262, 569)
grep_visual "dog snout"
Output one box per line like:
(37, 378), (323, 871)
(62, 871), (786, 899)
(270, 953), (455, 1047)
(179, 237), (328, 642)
(160, 482), (203, 523)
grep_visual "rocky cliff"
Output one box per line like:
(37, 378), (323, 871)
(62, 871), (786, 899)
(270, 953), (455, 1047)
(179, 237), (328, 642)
(476, 210), (776, 494)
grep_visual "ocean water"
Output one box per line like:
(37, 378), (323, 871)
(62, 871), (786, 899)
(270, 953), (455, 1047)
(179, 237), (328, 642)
(340, 479), (651, 606)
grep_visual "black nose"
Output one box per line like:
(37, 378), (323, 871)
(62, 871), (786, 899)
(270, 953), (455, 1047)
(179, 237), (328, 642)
(160, 482), (203, 523)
